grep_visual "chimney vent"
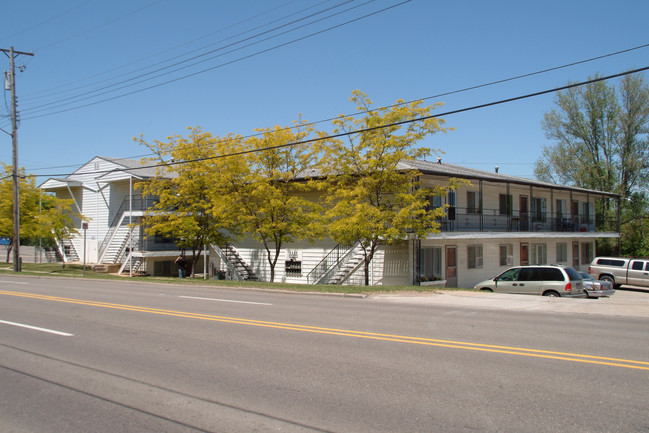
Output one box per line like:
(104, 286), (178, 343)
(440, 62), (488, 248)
(495, 166), (499, 173)
(437, 157), (442, 164)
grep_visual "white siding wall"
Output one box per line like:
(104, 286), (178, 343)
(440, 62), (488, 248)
(224, 238), (411, 286)
(421, 236), (596, 288)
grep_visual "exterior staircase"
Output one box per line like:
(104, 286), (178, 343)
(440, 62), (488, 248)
(327, 248), (365, 285)
(60, 238), (80, 262)
(212, 244), (259, 281)
(305, 243), (363, 285)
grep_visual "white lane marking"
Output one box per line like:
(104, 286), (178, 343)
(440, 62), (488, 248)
(0, 281), (28, 285)
(0, 319), (74, 336)
(179, 296), (272, 306)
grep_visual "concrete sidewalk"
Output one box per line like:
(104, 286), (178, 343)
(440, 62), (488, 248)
(371, 289), (649, 318)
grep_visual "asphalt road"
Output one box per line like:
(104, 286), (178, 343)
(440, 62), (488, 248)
(1, 276), (648, 432)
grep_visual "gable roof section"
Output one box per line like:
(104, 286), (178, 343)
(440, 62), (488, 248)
(94, 156), (160, 180)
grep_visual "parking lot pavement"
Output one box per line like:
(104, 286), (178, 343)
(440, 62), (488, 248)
(371, 288), (649, 318)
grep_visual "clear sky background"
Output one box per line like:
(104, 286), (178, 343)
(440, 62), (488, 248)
(1, 0), (648, 183)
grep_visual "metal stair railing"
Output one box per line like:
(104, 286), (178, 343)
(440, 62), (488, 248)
(305, 243), (357, 284)
(98, 195), (156, 262)
(211, 244), (245, 281)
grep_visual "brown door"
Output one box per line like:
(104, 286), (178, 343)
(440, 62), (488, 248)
(520, 243), (529, 266)
(445, 246), (457, 288)
(572, 242), (580, 267)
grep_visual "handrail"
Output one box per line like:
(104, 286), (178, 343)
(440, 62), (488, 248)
(211, 244), (245, 281)
(98, 195), (157, 262)
(305, 243), (355, 284)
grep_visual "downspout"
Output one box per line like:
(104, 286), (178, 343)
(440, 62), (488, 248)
(129, 175), (133, 277)
(479, 180), (483, 231)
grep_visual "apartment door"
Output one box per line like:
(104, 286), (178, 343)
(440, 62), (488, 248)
(520, 243), (529, 266)
(572, 242), (580, 267)
(445, 246), (457, 287)
(520, 196), (529, 231)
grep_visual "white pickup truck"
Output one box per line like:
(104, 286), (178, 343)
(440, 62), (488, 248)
(588, 257), (649, 288)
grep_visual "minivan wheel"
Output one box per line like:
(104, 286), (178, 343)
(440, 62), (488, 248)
(543, 290), (560, 297)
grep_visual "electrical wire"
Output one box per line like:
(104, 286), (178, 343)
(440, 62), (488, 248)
(33, 0), (164, 52)
(28, 66), (649, 179)
(0, 0), (92, 43)
(19, 0), (332, 102)
(21, 0), (366, 113)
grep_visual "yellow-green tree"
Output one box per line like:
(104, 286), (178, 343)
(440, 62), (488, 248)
(0, 164), (81, 262)
(136, 128), (237, 277)
(321, 91), (457, 285)
(213, 120), (324, 282)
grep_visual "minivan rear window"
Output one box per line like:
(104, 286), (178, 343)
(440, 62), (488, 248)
(564, 267), (582, 281)
(596, 258), (626, 266)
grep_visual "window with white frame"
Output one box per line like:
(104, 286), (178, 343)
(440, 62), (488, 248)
(499, 194), (513, 216)
(531, 197), (547, 222)
(467, 191), (480, 214)
(499, 244), (513, 266)
(581, 202), (594, 225)
(556, 243), (568, 263)
(468, 245), (483, 269)
(581, 242), (593, 264)
(531, 243), (547, 265)
(419, 247), (442, 280)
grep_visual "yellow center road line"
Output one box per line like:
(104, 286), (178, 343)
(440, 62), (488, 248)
(2, 289), (649, 371)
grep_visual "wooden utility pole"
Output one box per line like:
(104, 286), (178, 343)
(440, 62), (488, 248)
(2, 46), (34, 272)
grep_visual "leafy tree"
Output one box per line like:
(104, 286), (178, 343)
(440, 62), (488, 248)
(536, 73), (649, 255)
(0, 164), (81, 263)
(213, 120), (324, 282)
(320, 90), (457, 285)
(136, 127), (236, 277)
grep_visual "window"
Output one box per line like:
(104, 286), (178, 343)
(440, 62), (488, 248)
(499, 244), (513, 266)
(531, 197), (547, 222)
(581, 202), (594, 224)
(427, 194), (443, 210)
(285, 259), (302, 277)
(631, 261), (644, 271)
(556, 243), (567, 263)
(499, 194), (513, 216)
(467, 245), (483, 269)
(531, 243), (547, 265)
(580, 242), (593, 264)
(467, 191), (480, 214)
(556, 199), (567, 218)
(419, 247), (442, 280)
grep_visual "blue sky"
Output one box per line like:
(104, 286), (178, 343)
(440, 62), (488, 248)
(1, 0), (648, 183)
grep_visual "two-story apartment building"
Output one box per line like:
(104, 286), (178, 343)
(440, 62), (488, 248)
(40, 156), (619, 288)
(217, 159), (618, 288)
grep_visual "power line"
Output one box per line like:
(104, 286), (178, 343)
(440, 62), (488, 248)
(21, 0), (387, 117)
(31, 66), (649, 179)
(19, 0), (306, 102)
(34, 0), (164, 51)
(21, 0), (366, 114)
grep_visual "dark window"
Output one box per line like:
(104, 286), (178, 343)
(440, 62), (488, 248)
(499, 194), (513, 216)
(285, 259), (302, 277)
(518, 268), (535, 281)
(564, 267), (581, 281)
(632, 261), (644, 270)
(597, 258), (626, 267)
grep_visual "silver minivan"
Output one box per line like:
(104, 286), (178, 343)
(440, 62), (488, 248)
(474, 265), (584, 297)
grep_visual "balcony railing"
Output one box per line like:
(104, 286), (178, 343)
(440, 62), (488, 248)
(436, 208), (616, 233)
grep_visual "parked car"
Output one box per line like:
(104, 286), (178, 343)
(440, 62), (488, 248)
(579, 272), (615, 298)
(588, 257), (649, 289)
(474, 265), (584, 297)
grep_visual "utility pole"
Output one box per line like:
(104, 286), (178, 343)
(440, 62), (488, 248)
(2, 46), (34, 272)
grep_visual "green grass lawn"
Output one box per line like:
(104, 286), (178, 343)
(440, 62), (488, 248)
(0, 262), (467, 295)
